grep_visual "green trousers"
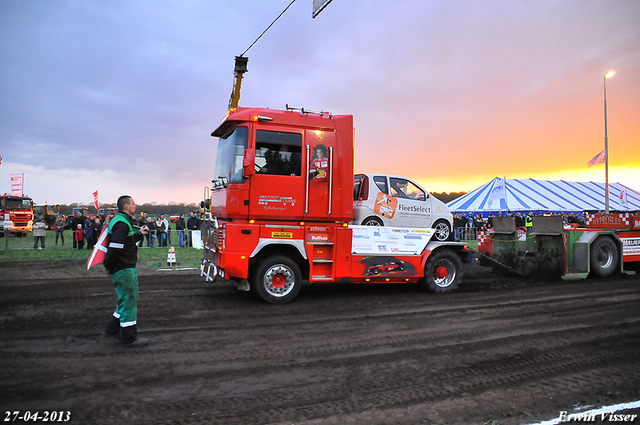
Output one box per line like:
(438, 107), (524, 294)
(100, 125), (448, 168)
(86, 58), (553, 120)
(110, 268), (138, 327)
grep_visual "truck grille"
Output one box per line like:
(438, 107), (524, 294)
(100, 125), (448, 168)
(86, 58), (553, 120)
(201, 214), (221, 282)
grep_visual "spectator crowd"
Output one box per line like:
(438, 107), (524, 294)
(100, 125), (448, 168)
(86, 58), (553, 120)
(453, 211), (587, 240)
(30, 210), (202, 250)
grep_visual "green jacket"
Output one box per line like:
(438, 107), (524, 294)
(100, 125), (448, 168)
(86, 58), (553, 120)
(104, 212), (143, 274)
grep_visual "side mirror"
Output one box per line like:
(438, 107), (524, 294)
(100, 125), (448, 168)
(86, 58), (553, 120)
(243, 148), (255, 177)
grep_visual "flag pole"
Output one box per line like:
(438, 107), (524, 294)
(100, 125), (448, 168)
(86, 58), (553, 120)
(603, 71), (615, 214)
(504, 176), (508, 213)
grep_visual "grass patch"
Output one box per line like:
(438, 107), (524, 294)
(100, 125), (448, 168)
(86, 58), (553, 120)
(465, 240), (478, 250)
(1, 230), (480, 272)
(0, 231), (204, 269)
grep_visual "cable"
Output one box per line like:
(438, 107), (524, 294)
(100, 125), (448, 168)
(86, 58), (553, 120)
(241, 0), (297, 57)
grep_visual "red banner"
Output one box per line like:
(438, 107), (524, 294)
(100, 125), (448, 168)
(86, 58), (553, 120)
(93, 191), (99, 211)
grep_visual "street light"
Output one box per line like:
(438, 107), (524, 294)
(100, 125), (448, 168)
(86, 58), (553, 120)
(603, 70), (615, 213)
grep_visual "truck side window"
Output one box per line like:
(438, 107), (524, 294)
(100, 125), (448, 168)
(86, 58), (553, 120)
(353, 175), (366, 201)
(255, 130), (302, 176)
(373, 176), (388, 194)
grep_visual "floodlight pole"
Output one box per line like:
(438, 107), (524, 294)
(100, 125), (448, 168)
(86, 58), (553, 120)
(603, 71), (615, 214)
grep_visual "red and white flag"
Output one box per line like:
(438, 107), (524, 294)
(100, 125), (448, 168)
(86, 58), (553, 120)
(87, 226), (108, 270)
(93, 191), (99, 211)
(587, 150), (606, 167)
(619, 187), (628, 208)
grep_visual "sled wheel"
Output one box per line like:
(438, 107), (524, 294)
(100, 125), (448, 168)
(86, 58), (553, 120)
(590, 237), (618, 278)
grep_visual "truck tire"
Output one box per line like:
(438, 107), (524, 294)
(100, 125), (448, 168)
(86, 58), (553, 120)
(590, 237), (618, 278)
(419, 249), (463, 293)
(432, 220), (452, 241)
(362, 216), (383, 226)
(252, 255), (302, 304)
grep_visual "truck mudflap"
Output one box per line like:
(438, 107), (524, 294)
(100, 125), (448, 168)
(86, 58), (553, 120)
(200, 213), (219, 282)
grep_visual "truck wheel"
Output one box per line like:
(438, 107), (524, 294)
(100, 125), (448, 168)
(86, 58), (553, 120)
(590, 237), (618, 278)
(252, 256), (302, 304)
(432, 220), (452, 241)
(362, 217), (383, 226)
(419, 249), (463, 293)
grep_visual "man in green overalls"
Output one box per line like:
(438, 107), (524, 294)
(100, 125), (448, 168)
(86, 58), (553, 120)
(102, 195), (150, 347)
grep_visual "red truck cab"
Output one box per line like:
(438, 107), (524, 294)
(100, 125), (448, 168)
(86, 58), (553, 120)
(209, 107), (354, 222)
(0, 194), (34, 236)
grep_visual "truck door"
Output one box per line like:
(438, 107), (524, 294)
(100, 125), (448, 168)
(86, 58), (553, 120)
(250, 129), (305, 220)
(388, 177), (432, 227)
(305, 129), (339, 220)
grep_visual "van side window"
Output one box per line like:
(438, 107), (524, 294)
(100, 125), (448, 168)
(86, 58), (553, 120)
(255, 130), (302, 176)
(373, 176), (388, 194)
(390, 178), (425, 200)
(353, 175), (365, 201)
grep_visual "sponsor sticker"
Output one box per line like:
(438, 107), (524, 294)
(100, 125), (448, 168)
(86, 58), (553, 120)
(374, 193), (397, 218)
(621, 238), (640, 257)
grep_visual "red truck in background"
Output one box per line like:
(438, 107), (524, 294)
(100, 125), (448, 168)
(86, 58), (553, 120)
(0, 194), (34, 237)
(200, 106), (475, 303)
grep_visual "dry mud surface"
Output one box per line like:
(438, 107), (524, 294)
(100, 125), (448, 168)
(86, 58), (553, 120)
(1, 264), (639, 424)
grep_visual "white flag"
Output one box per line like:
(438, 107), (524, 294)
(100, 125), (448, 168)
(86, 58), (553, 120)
(619, 187), (628, 208)
(488, 178), (506, 208)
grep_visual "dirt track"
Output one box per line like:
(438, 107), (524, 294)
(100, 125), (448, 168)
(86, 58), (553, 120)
(1, 265), (639, 425)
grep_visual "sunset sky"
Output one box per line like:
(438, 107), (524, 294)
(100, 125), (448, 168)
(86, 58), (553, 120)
(1, 0), (639, 206)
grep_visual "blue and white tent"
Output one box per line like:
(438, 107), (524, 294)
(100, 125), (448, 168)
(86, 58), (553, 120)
(447, 177), (640, 215)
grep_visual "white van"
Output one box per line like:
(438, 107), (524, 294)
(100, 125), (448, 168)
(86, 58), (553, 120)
(352, 173), (454, 241)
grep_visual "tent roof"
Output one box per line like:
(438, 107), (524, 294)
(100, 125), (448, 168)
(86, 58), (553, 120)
(447, 177), (640, 214)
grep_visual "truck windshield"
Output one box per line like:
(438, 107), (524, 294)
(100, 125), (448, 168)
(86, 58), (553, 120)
(4, 198), (33, 210)
(214, 125), (248, 184)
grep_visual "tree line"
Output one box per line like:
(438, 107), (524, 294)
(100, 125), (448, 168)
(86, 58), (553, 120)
(46, 193), (466, 218)
(51, 202), (201, 217)
(431, 192), (466, 203)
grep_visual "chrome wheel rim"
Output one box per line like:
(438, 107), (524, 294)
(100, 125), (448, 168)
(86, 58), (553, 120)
(263, 264), (296, 297)
(434, 222), (450, 241)
(433, 258), (456, 287)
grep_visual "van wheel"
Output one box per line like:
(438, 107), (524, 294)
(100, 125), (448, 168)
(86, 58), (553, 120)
(362, 217), (383, 226)
(252, 255), (302, 304)
(433, 220), (452, 241)
(419, 249), (463, 293)
(590, 237), (618, 278)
